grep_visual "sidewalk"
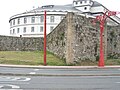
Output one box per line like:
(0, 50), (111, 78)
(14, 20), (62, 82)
(0, 64), (120, 76)
(0, 64), (120, 69)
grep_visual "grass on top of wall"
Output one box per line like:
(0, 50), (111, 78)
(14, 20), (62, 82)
(0, 51), (66, 66)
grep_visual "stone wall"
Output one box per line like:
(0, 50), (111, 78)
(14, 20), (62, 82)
(47, 12), (102, 64)
(0, 12), (120, 64)
(107, 25), (120, 59)
(47, 15), (67, 60)
(0, 35), (43, 51)
(47, 12), (120, 64)
(73, 15), (100, 62)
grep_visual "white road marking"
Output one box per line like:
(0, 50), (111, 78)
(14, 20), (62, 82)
(29, 72), (36, 74)
(0, 76), (31, 82)
(34, 69), (39, 71)
(8, 85), (20, 88)
(6, 77), (11, 79)
(0, 84), (20, 89)
(21, 78), (31, 81)
(11, 77), (31, 81)
(116, 82), (120, 83)
(12, 77), (21, 81)
(89, 76), (120, 78)
(0, 85), (3, 88)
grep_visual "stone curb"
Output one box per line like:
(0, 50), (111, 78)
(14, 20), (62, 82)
(0, 64), (120, 69)
(0, 64), (120, 76)
(0, 73), (120, 77)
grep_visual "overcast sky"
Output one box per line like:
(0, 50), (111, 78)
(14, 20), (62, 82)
(0, 0), (120, 35)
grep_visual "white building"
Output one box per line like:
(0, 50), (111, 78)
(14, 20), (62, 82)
(9, 0), (120, 37)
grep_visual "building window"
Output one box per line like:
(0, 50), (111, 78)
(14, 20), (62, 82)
(23, 27), (26, 33)
(18, 18), (20, 24)
(40, 15), (44, 22)
(75, 1), (78, 5)
(50, 26), (54, 32)
(61, 16), (64, 20)
(17, 28), (20, 33)
(24, 17), (27, 24)
(13, 20), (15, 25)
(40, 26), (43, 32)
(89, 0), (92, 3)
(84, 7), (87, 10)
(10, 30), (12, 34)
(13, 29), (15, 34)
(84, 0), (87, 3)
(10, 21), (12, 26)
(80, 1), (82, 4)
(31, 17), (35, 23)
(50, 16), (54, 22)
(31, 27), (34, 32)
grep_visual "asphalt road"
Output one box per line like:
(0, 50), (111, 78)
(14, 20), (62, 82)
(0, 75), (120, 90)
(0, 67), (120, 76)
(0, 67), (120, 89)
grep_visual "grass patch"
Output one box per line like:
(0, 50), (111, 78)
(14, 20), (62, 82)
(105, 59), (120, 65)
(0, 51), (120, 66)
(76, 59), (120, 66)
(0, 51), (66, 66)
(77, 60), (98, 66)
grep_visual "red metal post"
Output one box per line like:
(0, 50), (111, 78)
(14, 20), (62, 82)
(44, 11), (47, 66)
(98, 23), (104, 67)
(93, 11), (120, 67)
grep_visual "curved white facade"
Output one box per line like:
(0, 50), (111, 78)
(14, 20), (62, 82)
(9, 0), (120, 37)
(9, 5), (81, 37)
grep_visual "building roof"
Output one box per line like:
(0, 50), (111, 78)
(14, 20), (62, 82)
(29, 5), (82, 13)
(9, 4), (82, 21)
(92, 1), (102, 7)
(73, 0), (92, 1)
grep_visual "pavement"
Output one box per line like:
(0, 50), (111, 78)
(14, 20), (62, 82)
(0, 64), (120, 76)
(0, 64), (120, 69)
(0, 64), (120, 89)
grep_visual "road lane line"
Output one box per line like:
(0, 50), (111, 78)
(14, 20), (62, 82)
(0, 85), (3, 88)
(88, 76), (120, 78)
(116, 82), (120, 83)
(0, 84), (20, 89)
(0, 76), (31, 82)
(21, 78), (31, 81)
(8, 85), (20, 88)
(29, 72), (36, 74)
(12, 77), (31, 81)
(12, 77), (21, 81)
(34, 69), (39, 71)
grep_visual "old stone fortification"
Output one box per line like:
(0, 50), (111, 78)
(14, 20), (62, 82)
(107, 25), (120, 59)
(47, 13), (100, 64)
(0, 36), (43, 51)
(47, 12), (120, 64)
(0, 12), (120, 64)
(47, 16), (67, 60)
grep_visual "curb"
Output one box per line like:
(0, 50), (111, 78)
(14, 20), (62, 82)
(0, 73), (120, 77)
(0, 64), (120, 76)
(0, 64), (120, 69)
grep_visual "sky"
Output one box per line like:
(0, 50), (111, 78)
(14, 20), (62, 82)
(0, 0), (120, 35)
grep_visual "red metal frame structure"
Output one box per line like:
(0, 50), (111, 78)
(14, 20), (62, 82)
(44, 11), (47, 66)
(93, 11), (120, 67)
